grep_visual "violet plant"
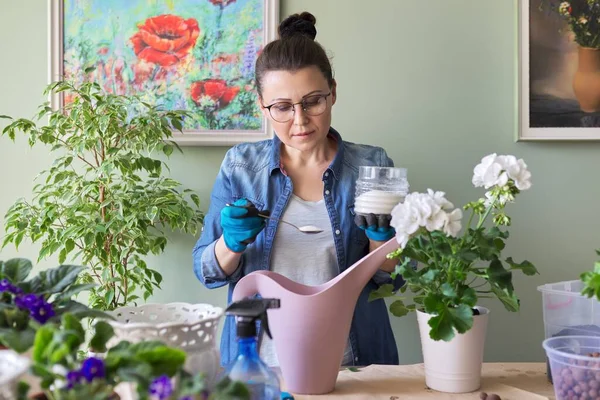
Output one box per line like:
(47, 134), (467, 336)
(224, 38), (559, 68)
(0, 258), (109, 353)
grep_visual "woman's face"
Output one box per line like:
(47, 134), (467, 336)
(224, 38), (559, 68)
(259, 66), (336, 153)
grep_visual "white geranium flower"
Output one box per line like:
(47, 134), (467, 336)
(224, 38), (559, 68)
(472, 153), (508, 189)
(395, 231), (410, 249)
(473, 153), (532, 191)
(497, 156), (532, 191)
(391, 189), (463, 248)
(427, 189), (454, 211)
(443, 208), (463, 237)
(426, 208), (448, 232)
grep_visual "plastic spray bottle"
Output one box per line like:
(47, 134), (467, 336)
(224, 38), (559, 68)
(221, 297), (281, 400)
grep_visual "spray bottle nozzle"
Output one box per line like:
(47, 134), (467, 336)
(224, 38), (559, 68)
(225, 297), (280, 339)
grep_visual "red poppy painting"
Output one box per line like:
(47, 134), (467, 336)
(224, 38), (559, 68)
(49, 0), (279, 145)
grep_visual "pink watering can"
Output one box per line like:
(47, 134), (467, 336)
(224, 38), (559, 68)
(232, 237), (399, 394)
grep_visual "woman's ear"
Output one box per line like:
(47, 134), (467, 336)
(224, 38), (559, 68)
(331, 79), (337, 106)
(257, 97), (269, 118)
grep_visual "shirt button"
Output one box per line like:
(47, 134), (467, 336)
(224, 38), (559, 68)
(354, 357), (358, 361)
(335, 229), (341, 235)
(325, 190), (330, 195)
(324, 172), (329, 177)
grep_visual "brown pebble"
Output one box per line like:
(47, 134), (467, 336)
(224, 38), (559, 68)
(479, 392), (487, 400)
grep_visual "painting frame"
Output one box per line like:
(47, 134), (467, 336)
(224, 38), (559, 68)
(518, 0), (600, 141)
(48, 0), (279, 146)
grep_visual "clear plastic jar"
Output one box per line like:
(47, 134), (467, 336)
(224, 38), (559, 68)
(354, 166), (409, 215)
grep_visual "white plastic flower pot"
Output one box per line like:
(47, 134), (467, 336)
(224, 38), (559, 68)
(0, 350), (30, 399)
(108, 303), (223, 383)
(416, 306), (489, 393)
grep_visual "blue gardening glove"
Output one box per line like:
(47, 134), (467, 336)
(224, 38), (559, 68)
(221, 199), (269, 253)
(355, 213), (395, 242)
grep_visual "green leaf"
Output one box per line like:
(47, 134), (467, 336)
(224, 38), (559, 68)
(56, 300), (114, 320)
(104, 288), (115, 306)
(65, 238), (75, 253)
(347, 367), (361, 372)
(421, 269), (439, 284)
(441, 283), (457, 298)
(460, 287), (478, 307)
(151, 270), (163, 286)
(89, 321), (114, 353)
(16, 381), (29, 400)
(505, 257), (538, 276)
(427, 304), (473, 342)
(37, 264), (85, 294)
(487, 259), (513, 293)
(389, 299), (410, 317)
(62, 312), (85, 344)
(162, 144), (174, 157)
(368, 284), (395, 302)
(213, 376), (252, 399)
(54, 283), (97, 302)
(491, 285), (520, 312)
(581, 268), (600, 300)
(0, 327), (36, 353)
(423, 293), (443, 314)
(32, 325), (55, 362)
(114, 363), (153, 386)
(1, 258), (33, 283)
(131, 341), (186, 376)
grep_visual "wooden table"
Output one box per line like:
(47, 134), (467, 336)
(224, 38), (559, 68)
(291, 363), (555, 399)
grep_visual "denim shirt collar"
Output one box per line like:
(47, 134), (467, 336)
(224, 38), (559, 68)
(268, 127), (345, 181)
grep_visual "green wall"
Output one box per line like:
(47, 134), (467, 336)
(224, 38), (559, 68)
(2, 0), (600, 364)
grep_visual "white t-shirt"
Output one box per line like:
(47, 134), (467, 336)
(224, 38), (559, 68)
(259, 194), (354, 367)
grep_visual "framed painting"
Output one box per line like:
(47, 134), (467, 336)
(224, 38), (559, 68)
(49, 0), (279, 146)
(518, 0), (600, 141)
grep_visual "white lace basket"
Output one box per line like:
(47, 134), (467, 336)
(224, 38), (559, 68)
(0, 350), (30, 400)
(108, 303), (223, 383)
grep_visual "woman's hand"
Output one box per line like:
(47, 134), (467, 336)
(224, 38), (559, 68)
(354, 213), (395, 242)
(220, 198), (269, 253)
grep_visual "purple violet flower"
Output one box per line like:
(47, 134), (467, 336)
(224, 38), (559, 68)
(0, 279), (22, 295)
(0, 279), (11, 292)
(80, 357), (106, 382)
(30, 300), (55, 324)
(66, 370), (83, 389)
(15, 293), (40, 310)
(15, 293), (55, 324)
(149, 375), (173, 400)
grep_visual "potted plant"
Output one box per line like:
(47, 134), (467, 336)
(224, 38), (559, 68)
(547, 0), (600, 112)
(0, 258), (108, 354)
(25, 313), (250, 400)
(371, 153), (538, 393)
(0, 80), (204, 310)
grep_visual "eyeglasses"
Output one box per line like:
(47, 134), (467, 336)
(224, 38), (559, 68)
(262, 92), (331, 123)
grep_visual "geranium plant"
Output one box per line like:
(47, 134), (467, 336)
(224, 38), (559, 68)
(547, 0), (600, 48)
(0, 80), (204, 310)
(27, 313), (249, 400)
(580, 250), (600, 298)
(370, 154), (538, 341)
(0, 258), (109, 353)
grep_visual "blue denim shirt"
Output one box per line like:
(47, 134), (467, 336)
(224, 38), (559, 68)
(192, 127), (403, 367)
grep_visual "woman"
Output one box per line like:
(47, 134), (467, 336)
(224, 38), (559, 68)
(193, 12), (404, 367)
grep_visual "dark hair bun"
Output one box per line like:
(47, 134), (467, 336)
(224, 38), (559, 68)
(278, 12), (317, 40)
